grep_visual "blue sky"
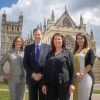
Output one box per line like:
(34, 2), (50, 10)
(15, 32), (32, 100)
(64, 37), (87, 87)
(0, 0), (18, 8)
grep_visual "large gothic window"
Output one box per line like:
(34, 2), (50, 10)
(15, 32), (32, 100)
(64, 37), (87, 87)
(65, 35), (75, 51)
(63, 17), (72, 27)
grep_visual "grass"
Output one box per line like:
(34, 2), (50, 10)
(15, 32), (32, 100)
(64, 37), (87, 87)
(0, 82), (28, 100)
(0, 91), (28, 100)
(93, 90), (100, 94)
(0, 82), (8, 89)
(0, 92), (10, 100)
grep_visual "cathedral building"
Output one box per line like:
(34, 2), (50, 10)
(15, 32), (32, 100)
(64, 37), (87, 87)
(1, 11), (23, 56)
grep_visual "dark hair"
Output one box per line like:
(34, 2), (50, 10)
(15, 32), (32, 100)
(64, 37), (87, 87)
(51, 33), (66, 52)
(73, 33), (89, 54)
(12, 36), (24, 51)
(33, 28), (40, 35)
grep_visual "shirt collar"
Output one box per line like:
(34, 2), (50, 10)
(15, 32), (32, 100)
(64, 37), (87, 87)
(35, 42), (41, 46)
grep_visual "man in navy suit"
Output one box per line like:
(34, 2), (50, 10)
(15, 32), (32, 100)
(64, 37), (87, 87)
(23, 28), (50, 100)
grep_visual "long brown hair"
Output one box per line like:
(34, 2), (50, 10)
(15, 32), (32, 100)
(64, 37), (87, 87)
(51, 33), (66, 52)
(73, 33), (89, 54)
(12, 36), (24, 51)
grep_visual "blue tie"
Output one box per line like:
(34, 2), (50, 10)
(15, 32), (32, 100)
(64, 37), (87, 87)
(36, 45), (40, 62)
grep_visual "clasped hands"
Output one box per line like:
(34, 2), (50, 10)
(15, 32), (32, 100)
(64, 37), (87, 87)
(32, 73), (42, 81)
(76, 65), (91, 81)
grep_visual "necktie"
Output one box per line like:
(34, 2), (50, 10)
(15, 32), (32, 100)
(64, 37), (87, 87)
(36, 45), (40, 62)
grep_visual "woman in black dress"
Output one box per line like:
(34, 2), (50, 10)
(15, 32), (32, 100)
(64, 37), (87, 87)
(42, 33), (75, 100)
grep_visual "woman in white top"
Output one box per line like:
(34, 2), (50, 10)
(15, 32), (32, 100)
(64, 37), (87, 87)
(73, 33), (95, 100)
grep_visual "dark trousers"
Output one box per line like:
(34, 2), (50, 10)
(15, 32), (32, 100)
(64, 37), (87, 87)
(46, 83), (70, 100)
(27, 78), (46, 100)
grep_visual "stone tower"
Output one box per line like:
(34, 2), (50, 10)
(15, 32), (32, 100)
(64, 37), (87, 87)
(1, 11), (23, 56)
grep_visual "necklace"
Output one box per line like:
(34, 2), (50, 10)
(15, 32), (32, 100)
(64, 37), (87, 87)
(55, 49), (62, 56)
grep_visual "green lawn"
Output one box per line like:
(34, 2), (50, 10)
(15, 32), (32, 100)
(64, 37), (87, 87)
(93, 90), (100, 94)
(0, 82), (28, 100)
(0, 82), (8, 89)
(0, 91), (28, 100)
(0, 92), (10, 100)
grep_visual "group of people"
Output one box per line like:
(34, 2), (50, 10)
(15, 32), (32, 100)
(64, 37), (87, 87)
(0, 28), (95, 100)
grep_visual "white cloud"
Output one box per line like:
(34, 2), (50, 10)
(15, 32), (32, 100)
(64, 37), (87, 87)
(71, 7), (100, 26)
(83, 9), (100, 26)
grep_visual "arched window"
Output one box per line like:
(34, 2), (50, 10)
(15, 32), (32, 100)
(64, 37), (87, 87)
(63, 17), (72, 27)
(17, 27), (19, 31)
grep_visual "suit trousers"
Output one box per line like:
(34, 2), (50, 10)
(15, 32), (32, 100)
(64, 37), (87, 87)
(27, 78), (46, 100)
(8, 76), (25, 100)
(46, 83), (70, 100)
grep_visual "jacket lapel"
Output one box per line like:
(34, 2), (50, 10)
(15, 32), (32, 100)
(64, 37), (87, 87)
(30, 44), (35, 59)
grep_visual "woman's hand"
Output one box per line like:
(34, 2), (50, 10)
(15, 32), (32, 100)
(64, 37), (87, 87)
(3, 73), (11, 80)
(42, 85), (47, 95)
(83, 65), (91, 74)
(76, 65), (91, 82)
(69, 85), (75, 94)
(76, 72), (85, 81)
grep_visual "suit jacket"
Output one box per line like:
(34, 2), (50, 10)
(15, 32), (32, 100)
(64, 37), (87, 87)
(44, 49), (75, 85)
(23, 43), (50, 79)
(0, 49), (25, 78)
